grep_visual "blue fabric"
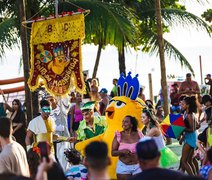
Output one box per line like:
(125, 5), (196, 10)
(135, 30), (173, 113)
(65, 164), (87, 180)
(199, 165), (212, 179)
(170, 105), (181, 113)
(117, 72), (140, 100)
(0, 103), (6, 117)
(184, 131), (197, 148)
(67, 114), (71, 131)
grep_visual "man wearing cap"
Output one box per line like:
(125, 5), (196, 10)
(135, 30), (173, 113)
(76, 101), (107, 141)
(170, 83), (181, 114)
(179, 73), (200, 96)
(205, 74), (212, 96)
(99, 88), (110, 115)
(129, 137), (186, 180)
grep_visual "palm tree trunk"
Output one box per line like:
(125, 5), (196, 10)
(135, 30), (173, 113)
(26, 0), (39, 117)
(92, 43), (102, 79)
(19, 0), (33, 122)
(118, 44), (126, 76)
(155, 0), (169, 116)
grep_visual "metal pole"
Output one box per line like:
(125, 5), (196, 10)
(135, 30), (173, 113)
(55, 0), (59, 18)
(199, 55), (203, 85)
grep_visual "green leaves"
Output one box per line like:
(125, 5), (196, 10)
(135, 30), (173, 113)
(0, 17), (19, 59)
(59, 1), (140, 50)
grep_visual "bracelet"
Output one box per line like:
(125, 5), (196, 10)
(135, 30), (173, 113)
(26, 145), (32, 151)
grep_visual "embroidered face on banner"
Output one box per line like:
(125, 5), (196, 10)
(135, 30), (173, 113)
(28, 14), (85, 96)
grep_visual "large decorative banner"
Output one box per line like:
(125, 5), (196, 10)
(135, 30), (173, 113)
(28, 14), (85, 96)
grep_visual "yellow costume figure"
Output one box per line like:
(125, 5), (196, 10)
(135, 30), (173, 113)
(75, 72), (145, 179)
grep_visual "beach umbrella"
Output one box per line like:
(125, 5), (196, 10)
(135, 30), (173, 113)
(160, 114), (185, 139)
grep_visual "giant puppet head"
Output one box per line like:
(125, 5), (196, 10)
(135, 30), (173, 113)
(75, 72), (145, 179)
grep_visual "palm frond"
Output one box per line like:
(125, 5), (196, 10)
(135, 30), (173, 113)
(0, 17), (19, 58)
(161, 8), (211, 34)
(59, 1), (140, 49)
(140, 28), (194, 75)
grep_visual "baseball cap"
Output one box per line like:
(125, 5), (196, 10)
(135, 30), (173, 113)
(81, 101), (95, 111)
(206, 74), (211, 77)
(99, 88), (108, 94)
(136, 137), (160, 160)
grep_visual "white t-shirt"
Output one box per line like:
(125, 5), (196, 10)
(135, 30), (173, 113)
(0, 141), (30, 177)
(28, 115), (56, 134)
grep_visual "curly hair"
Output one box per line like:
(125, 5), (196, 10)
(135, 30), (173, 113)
(64, 148), (81, 165)
(125, 115), (138, 132)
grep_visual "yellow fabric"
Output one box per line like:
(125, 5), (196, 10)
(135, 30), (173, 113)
(208, 128), (212, 146)
(75, 96), (145, 179)
(57, 136), (68, 141)
(44, 119), (54, 133)
(36, 133), (53, 143)
(33, 119), (54, 153)
(31, 15), (85, 44)
(28, 14), (85, 96)
(161, 115), (171, 125)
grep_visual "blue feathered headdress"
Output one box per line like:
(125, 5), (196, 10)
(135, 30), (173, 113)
(117, 72), (140, 100)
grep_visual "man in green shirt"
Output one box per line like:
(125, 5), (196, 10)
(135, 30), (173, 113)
(110, 78), (118, 98)
(76, 101), (107, 141)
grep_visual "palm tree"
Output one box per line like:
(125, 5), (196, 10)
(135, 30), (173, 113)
(19, 0), (33, 122)
(0, 0), (51, 120)
(132, 0), (210, 75)
(58, 0), (140, 77)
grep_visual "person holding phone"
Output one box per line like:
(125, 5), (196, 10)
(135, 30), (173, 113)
(179, 73), (200, 97)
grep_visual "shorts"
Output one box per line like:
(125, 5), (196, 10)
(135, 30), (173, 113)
(116, 160), (141, 175)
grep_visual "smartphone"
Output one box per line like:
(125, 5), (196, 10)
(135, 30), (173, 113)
(37, 141), (50, 162)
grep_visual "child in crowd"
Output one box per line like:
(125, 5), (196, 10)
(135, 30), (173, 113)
(64, 148), (87, 180)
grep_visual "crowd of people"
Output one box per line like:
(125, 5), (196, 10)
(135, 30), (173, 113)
(0, 72), (212, 180)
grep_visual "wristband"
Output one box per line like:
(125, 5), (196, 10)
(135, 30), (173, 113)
(26, 145), (32, 151)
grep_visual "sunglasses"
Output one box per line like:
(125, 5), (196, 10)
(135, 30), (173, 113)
(42, 107), (51, 113)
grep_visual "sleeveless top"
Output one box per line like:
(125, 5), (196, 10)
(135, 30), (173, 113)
(152, 134), (165, 150)
(183, 112), (196, 129)
(207, 127), (212, 146)
(0, 103), (6, 117)
(74, 106), (83, 122)
(116, 131), (143, 153)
